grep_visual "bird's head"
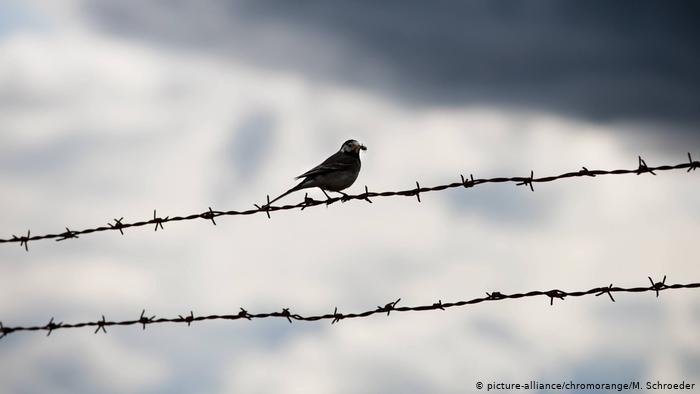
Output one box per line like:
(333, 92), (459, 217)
(340, 139), (367, 154)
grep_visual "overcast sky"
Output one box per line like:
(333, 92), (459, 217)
(1, 1), (699, 393)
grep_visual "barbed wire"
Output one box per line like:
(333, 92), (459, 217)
(2, 153), (698, 250)
(1, 276), (698, 339)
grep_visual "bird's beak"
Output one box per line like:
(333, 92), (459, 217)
(359, 144), (367, 151)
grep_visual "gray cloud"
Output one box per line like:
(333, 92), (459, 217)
(81, 1), (700, 138)
(227, 111), (276, 182)
(446, 184), (556, 227)
(565, 354), (647, 386)
(0, 133), (93, 174)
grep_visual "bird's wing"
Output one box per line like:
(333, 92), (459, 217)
(295, 151), (355, 179)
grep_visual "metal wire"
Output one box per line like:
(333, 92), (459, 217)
(1, 276), (697, 339)
(1, 153), (698, 250)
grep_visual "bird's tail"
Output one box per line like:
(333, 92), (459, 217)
(267, 180), (308, 206)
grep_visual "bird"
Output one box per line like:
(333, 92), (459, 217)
(267, 139), (367, 206)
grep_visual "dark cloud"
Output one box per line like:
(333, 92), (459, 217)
(84, 1), (700, 137)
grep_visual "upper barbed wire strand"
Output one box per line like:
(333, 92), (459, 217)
(2, 154), (698, 250)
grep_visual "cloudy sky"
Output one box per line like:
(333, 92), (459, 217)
(1, 1), (699, 393)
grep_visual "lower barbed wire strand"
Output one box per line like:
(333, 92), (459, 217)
(1, 277), (697, 338)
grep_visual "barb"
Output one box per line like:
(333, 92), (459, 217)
(461, 173), (476, 187)
(152, 210), (168, 232)
(414, 182), (422, 202)
(360, 185), (373, 204)
(687, 153), (699, 172)
(202, 207), (218, 226)
(44, 317), (62, 336)
(1, 277), (697, 339)
(636, 156), (656, 176)
(238, 308), (252, 320)
(108, 217), (125, 235)
(139, 309), (156, 330)
(516, 170), (535, 191)
(11, 230), (31, 252)
(377, 298), (402, 315)
(95, 315), (107, 334)
(178, 311), (195, 326)
(578, 167), (595, 177)
(56, 227), (79, 242)
(331, 307), (344, 324)
(595, 284), (616, 302)
(648, 275), (667, 297)
(1, 154), (698, 248)
(253, 195), (272, 219)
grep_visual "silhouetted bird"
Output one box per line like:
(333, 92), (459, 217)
(267, 139), (367, 205)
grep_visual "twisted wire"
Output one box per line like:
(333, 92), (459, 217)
(2, 154), (697, 250)
(1, 276), (697, 339)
